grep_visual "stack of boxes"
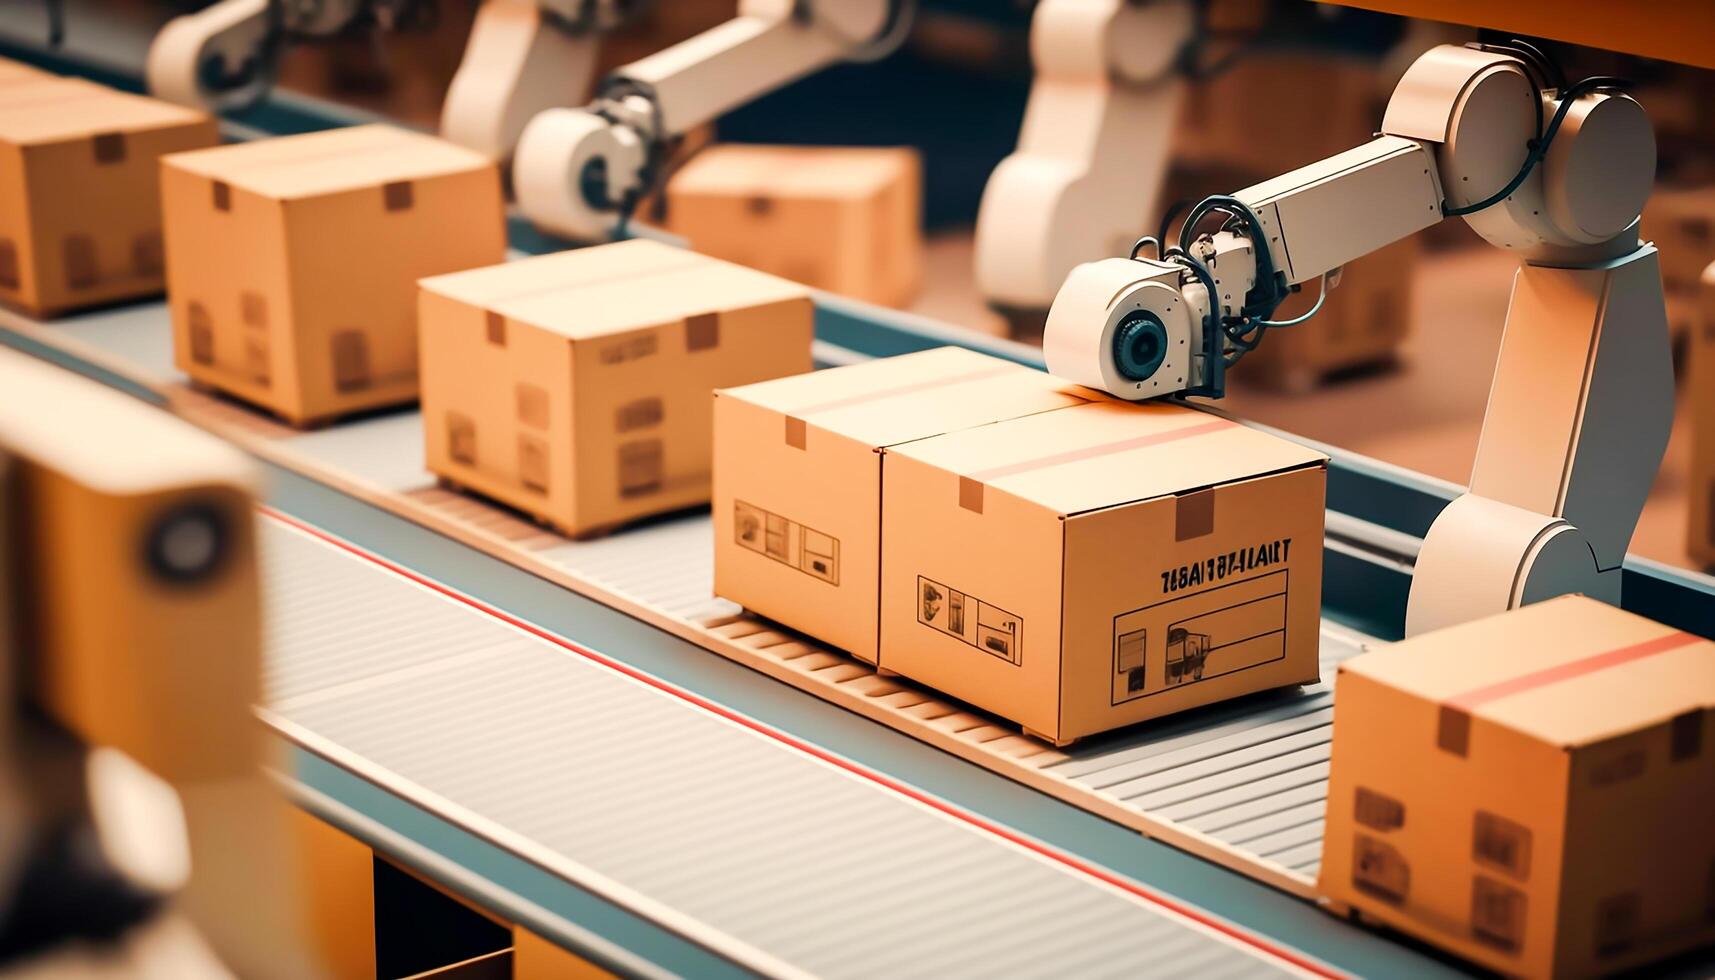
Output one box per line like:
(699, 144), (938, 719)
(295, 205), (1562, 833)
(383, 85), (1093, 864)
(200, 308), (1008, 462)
(0, 71), (217, 316)
(666, 144), (924, 308)
(1322, 596), (1715, 978)
(715, 349), (1328, 744)
(159, 124), (507, 426)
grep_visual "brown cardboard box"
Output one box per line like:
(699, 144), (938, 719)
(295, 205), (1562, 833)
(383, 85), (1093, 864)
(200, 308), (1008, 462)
(1235, 236), (1417, 392)
(160, 124), (506, 426)
(0, 77), (216, 316)
(879, 400), (1327, 744)
(0, 58), (51, 84)
(666, 144), (923, 307)
(1320, 596), (1715, 979)
(713, 347), (1093, 664)
(1177, 54), (1384, 175)
(1643, 185), (1715, 340)
(419, 238), (813, 537)
(1686, 263), (1715, 567)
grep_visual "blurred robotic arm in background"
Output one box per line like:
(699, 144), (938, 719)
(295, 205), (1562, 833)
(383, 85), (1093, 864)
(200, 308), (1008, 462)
(513, 0), (914, 241)
(973, 0), (1197, 316)
(146, 0), (437, 111)
(1041, 42), (1667, 636)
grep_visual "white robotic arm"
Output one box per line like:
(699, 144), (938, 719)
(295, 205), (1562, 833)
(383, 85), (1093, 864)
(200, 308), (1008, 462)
(440, 0), (644, 162)
(972, 0), (1197, 315)
(514, 0), (911, 240)
(146, 0), (433, 111)
(1044, 42), (1667, 635)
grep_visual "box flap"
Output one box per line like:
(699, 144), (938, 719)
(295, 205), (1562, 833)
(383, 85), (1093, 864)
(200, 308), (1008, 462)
(1343, 595), (1715, 748)
(419, 238), (810, 339)
(0, 78), (208, 147)
(718, 347), (1091, 448)
(887, 399), (1327, 515)
(669, 144), (915, 200)
(161, 123), (491, 199)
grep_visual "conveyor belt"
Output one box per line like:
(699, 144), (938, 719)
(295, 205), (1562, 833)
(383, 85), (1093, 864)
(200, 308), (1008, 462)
(3, 294), (1368, 898)
(261, 515), (1333, 979)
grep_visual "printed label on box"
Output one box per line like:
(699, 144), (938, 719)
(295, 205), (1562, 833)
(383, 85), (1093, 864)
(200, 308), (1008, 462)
(1111, 570), (1288, 705)
(734, 500), (839, 585)
(917, 576), (1022, 665)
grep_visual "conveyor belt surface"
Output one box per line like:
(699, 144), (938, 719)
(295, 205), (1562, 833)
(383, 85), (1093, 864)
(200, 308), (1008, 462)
(262, 516), (1332, 979)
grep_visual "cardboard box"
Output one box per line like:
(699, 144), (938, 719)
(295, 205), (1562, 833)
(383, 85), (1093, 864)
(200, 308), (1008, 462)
(666, 143), (923, 307)
(161, 124), (506, 426)
(1686, 263), (1715, 567)
(1177, 54), (1384, 175)
(419, 238), (813, 537)
(0, 57), (51, 84)
(0, 77), (216, 316)
(1321, 596), (1715, 979)
(713, 347), (1093, 663)
(1235, 236), (1417, 392)
(879, 400), (1327, 744)
(1643, 185), (1715, 342)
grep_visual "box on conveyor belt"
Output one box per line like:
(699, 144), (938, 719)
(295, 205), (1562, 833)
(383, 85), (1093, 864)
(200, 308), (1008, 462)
(666, 143), (923, 307)
(0, 57), (51, 84)
(419, 238), (813, 538)
(1234, 236), (1417, 392)
(0, 77), (216, 316)
(879, 400), (1327, 745)
(1321, 596), (1715, 979)
(713, 347), (1093, 664)
(160, 124), (506, 426)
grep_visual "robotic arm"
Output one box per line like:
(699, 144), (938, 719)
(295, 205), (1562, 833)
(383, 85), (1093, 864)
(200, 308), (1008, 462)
(513, 0), (913, 240)
(973, 0), (1197, 316)
(1044, 43), (1667, 635)
(146, 0), (436, 111)
(441, 0), (645, 161)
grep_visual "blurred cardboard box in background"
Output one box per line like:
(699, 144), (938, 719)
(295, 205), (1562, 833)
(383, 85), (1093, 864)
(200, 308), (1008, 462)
(161, 124), (506, 426)
(1322, 596), (1715, 979)
(0, 77), (216, 316)
(881, 400), (1326, 745)
(668, 144), (924, 308)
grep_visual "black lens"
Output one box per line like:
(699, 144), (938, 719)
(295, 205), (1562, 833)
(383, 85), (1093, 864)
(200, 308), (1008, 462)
(142, 503), (231, 586)
(1113, 310), (1169, 382)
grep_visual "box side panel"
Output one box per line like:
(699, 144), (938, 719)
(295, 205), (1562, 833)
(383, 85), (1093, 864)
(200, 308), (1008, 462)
(420, 292), (575, 527)
(282, 166), (506, 421)
(1321, 669), (1571, 978)
(713, 393), (881, 658)
(1557, 715), (1715, 976)
(162, 167), (301, 418)
(567, 295), (813, 534)
(878, 453), (1064, 738)
(0, 143), (37, 312)
(1059, 464), (1325, 740)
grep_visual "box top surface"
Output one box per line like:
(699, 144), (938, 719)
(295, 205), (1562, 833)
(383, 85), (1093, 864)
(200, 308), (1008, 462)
(718, 347), (1091, 448)
(668, 143), (917, 200)
(1343, 596), (1715, 748)
(419, 238), (811, 339)
(0, 349), (254, 496)
(0, 78), (210, 147)
(161, 123), (492, 199)
(888, 399), (1327, 516)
